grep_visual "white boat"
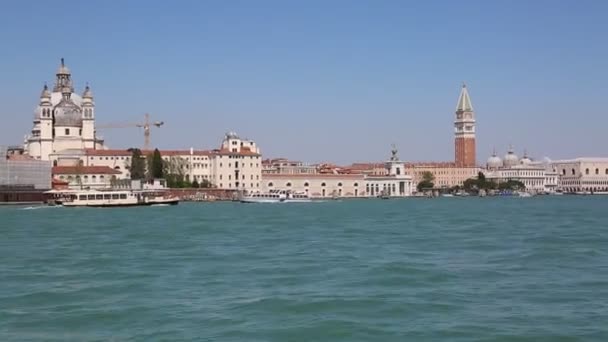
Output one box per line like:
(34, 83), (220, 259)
(239, 189), (311, 203)
(46, 189), (179, 207)
(516, 191), (533, 198)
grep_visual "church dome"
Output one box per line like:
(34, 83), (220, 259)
(82, 85), (93, 99)
(503, 147), (519, 168)
(54, 99), (82, 127)
(40, 84), (51, 99)
(520, 150), (532, 165)
(486, 153), (503, 169)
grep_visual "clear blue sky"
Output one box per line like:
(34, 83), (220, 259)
(1, 0), (607, 164)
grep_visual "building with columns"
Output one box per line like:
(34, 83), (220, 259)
(25, 59), (105, 160)
(261, 146), (413, 198)
(551, 158), (608, 194)
(454, 84), (476, 167)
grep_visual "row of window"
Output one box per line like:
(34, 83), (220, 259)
(562, 168), (608, 176)
(79, 193), (126, 201)
(218, 163), (260, 168)
(218, 183), (260, 188)
(59, 174), (108, 182)
(90, 156), (130, 161)
(267, 182), (359, 187)
(219, 174), (260, 181)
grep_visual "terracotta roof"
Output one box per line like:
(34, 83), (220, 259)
(53, 166), (121, 175)
(52, 178), (69, 185)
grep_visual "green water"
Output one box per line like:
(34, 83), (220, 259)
(1, 197), (608, 341)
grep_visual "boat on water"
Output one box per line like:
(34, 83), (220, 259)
(239, 189), (311, 203)
(46, 189), (179, 207)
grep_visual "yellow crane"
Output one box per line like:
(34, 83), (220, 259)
(96, 113), (164, 151)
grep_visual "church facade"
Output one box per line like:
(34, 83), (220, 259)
(25, 59), (105, 161)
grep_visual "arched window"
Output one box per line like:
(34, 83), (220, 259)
(304, 182), (309, 187)
(114, 166), (120, 170)
(268, 182), (274, 187)
(354, 183), (358, 187)
(338, 182), (343, 187)
(321, 182), (326, 187)
(562, 169), (566, 175)
(605, 169), (608, 175)
(572, 169), (575, 175)
(585, 168), (589, 175)
(596, 168), (599, 175)
(286, 182), (292, 187)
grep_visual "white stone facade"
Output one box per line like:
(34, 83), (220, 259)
(25, 59), (106, 160)
(261, 147), (413, 198)
(552, 158), (608, 193)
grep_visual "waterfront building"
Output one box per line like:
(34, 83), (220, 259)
(52, 166), (121, 190)
(405, 162), (480, 189)
(484, 149), (557, 193)
(73, 132), (262, 190)
(25, 59), (106, 160)
(261, 146), (413, 198)
(551, 158), (608, 193)
(1, 146), (52, 203)
(454, 84), (476, 167)
(262, 158), (317, 175)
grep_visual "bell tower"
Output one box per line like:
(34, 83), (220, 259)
(454, 83), (476, 167)
(81, 84), (95, 148)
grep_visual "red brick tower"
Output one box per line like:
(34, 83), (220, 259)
(454, 84), (476, 167)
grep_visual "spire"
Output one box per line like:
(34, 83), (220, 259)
(456, 83), (474, 112)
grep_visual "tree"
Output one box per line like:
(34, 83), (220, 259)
(128, 148), (146, 180)
(151, 149), (163, 179)
(417, 171), (435, 192)
(191, 179), (200, 188)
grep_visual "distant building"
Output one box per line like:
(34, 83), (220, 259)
(1, 146), (52, 203)
(52, 166), (121, 190)
(454, 84), (476, 167)
(25, 59), (106, 160)
(484, 148), (558, 193)
(405, 162), (480, 189)
(262, 158), (317, 175)
(261, 146), (413, 198)
(60, 132), (263, 191)
(552, 158), (608, 193)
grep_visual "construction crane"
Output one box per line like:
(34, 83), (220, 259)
(96, 113), (164, 151)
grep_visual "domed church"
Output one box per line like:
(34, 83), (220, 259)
(25, 59), (106, 160)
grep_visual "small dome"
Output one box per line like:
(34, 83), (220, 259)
(40, 84), (51, 99)
(486, 153), (503, 169)
(82, 85), (93, 99)
(520, 157), (532, 165)
(503, 147), (519, 167)
(225, 131), (239, 139)
(520, 150), (532, 165)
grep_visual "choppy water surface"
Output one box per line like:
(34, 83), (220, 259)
(1, 197), (608, 341)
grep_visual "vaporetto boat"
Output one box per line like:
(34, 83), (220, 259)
(239, 189), (311, 203)
(46, 189), (179, 207)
